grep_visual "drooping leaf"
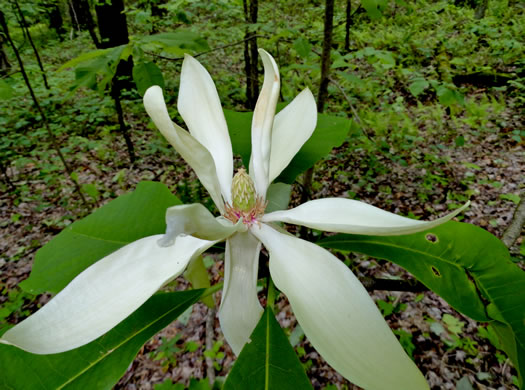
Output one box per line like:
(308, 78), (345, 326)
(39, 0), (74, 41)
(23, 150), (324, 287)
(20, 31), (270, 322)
(58, 48), (113, 71)
(223, 307), (313, 390)
(0, 290), (203, 390)
(20, 181), (181, 295)
(68, 46), (126, 94)
(277, 112), (349, 183)
(265, 183), (292, 213)
(133, 61), (165, 96)
(225, 108), (349, 184)
(318, 221), (525, 386)
(225, 109), (252, 161)
(139, 31), (209, 55)
(0, 79), (14, 99)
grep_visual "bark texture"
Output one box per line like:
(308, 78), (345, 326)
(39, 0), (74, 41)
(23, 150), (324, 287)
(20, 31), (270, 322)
(243, 0), (259, 109)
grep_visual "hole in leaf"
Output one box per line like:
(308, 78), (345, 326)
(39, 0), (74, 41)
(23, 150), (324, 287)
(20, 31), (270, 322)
(426, 233), (438, 243)
(431, 266), (441, 277)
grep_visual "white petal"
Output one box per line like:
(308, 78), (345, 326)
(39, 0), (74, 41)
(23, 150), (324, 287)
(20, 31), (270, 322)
(178, 55), (233, 203)
(0, 235), (215, 354)
(219, 232), (263, 355)
(143, 86), (225, 212)
(269, 88), (317, 183)
(262, 198), (470, 235)
(249, 49), (280, 198)
(159, 203), (244, 247)
(251, 224), (429, 390)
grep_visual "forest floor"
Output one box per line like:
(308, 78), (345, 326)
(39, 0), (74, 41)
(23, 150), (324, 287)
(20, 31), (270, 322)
(1, 90), (523, 389)
(1, 1), (524, 389)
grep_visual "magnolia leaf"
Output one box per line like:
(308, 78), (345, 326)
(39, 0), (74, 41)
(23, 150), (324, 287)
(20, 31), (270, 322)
(266, 183), (292, 213)
(436, 85), (464, 106)
(361, 0), (383, 19)
(58, 48), (112, 71)
(408, 78), (429, 97)
(293, 37), (312, 58)
(133, 61), (165, 96)
(0, 290), (203, 390)
(138, 31), (209, 53)
(319, 221), (525, 386)
(0, 79), (14, 99)
(67, 46), (126, 95)
(225, 108), (348, 184)
(223, 307), (313, 390)
(20, 181), (181, 295)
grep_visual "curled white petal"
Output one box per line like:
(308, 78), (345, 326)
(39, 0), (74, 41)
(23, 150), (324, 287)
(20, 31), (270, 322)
(143, 86), (225, 212)
(250, 49), (280, 198)
(159, 203), (244, 247)
(0, 235), (215, 354)
(251, 224), (429, 390)
(219, 232), (263, 355)
(178, 55), (233, 203)
(262, 198), (470, 235)
(269, 88), (317, 182)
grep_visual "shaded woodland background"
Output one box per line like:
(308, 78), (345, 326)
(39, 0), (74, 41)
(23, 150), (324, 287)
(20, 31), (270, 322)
(0, 0), (524, 388)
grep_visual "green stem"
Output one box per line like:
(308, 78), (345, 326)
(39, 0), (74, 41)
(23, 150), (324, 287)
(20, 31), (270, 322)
(201, 282), (223, 299)
(266, 275), (276, 311)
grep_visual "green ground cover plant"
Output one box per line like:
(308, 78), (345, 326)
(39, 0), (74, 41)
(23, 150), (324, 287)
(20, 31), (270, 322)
(0, 0), (523, 389)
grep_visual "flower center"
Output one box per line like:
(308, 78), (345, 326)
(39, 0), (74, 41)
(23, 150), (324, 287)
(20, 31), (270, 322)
(225, 168), (266, 226)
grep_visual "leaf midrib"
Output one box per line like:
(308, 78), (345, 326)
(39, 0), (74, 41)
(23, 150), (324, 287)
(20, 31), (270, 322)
(325, 238), (525, 352)
(320, 238), (464, 269)
(265, 311), (270, 390)
(56, 293), (198, 389)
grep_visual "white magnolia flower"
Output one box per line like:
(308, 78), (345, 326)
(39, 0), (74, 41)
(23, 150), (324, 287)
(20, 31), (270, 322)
(1, 50), (468, 390)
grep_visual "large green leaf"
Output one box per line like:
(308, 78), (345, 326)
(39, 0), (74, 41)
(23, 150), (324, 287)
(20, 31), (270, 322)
(318, 221), (525, 386)
(224, 109), (252, 162)
(20, 181), (180, 295)
(133, 61), (165, 96)
(360, 0), (384, 19)
(0, 78), (14, 99)
(277, 113), (349, 183)
(0, 290), (202, 390)
(138, 31), (209, 54)
(58, 48), (113, 71)
(223, 307), (313, 390)
(265, 183), (292, 213)
(225, 108), (349, 184)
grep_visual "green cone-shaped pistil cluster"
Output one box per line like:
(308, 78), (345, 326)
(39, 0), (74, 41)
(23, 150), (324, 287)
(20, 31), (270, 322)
(231, 168), (256, 212)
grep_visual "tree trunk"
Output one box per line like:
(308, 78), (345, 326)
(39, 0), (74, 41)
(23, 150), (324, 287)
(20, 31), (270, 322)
(95, 0), (129, 48)
(42, 0), (65, 40)
(111, 81), (135, 164)
(0, 33), (10, 76)
(475, 0), (489, 19)
(243, 0), (259, 109)
(150, 0), (167, 17)
(95, 0), (134, 163)
(95, 0), (132, 85)
(300, 0), (334, 234)
(317, 0), (335, 113)
(0, 9), (90, 208)
(344, 0), (351, 52)
(12, 0), (50, 89)
(68, 0), (100, 47)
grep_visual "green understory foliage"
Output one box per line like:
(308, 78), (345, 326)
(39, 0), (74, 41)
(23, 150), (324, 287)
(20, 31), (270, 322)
(0, 0), (523, 389)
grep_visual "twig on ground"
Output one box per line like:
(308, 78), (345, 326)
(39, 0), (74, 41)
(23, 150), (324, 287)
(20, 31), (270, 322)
(205, 306), (217, 385)
(328, 76), (373, 141)
(501, 190), (525, 248)
(145, 35), (269, 61)
(361, 277), (428, 292)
